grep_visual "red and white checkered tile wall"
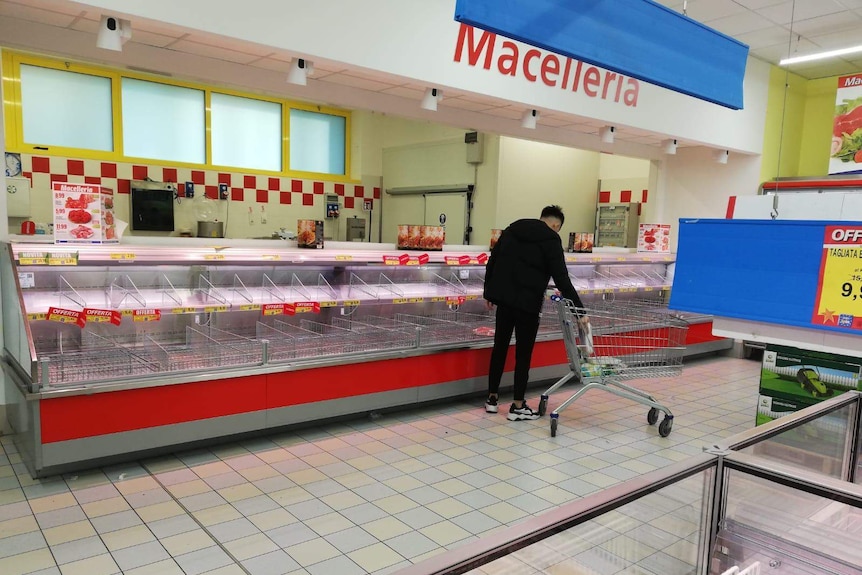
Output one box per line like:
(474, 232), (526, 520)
(18, 155), (380, 208)
(598, 189), (649, 204)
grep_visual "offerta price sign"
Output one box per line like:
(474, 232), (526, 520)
(812, 225), (862, 330)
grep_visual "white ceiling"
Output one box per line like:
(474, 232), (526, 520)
(654, 0), (862, 79)
(0, 0), (860, 151)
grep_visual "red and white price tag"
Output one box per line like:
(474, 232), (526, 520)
(84, 308), (122, 326)
(47, 307), (86, 327)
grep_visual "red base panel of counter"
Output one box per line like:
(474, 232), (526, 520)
(40, 341), (567, 443)
(39, 321), (723, 445)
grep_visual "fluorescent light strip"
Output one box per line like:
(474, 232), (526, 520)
(780, 44), (862, 66)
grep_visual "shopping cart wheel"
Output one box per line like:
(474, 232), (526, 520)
(647, 407), (660, 426)
(538, 395), (548, 416)
(658, 416), (673, 438)
(550, 418), (558, 437)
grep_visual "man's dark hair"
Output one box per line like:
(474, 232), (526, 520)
(540, 205), (565, 225)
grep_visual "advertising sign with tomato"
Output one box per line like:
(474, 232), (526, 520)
(830, 74), (862, 175)
(637, 224), (671, 253)
(52, 183), (118, 244)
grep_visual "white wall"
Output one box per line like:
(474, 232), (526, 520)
(381, 139), (476, 244)
(496, 137), (600, 240)
(378, 117), (500, 246)
(658, 147), (763, 250)
(74, 0), (771, 155)
(599, 154), (651, 179)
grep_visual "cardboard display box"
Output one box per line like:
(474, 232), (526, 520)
(759, 345), (861, 410)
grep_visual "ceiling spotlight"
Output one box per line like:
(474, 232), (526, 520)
(662, 139), (678, 155)
(714, 149), (729, 164)
(600, 126), (615, 144)
(287, 58), (314, 86)
(521, 110), (539, 130)
(96, 15), (131, 51)
(521, 109), (538, 129)
(421, 88), (443, 111)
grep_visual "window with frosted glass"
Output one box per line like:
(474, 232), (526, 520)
(289, 109), (346, 175)
(122, 78), (205, 164)
(20, 65), (113, 151)
(211, 93), (281, 172)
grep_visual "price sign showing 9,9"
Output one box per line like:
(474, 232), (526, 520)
(812, 225), (862, 330)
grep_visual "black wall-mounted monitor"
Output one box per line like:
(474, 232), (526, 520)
(131, 188), (175, 232)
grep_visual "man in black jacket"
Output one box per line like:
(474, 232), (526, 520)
(483, 205), (586, 421)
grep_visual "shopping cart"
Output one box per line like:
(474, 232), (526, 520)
(539, 298), (687, 438)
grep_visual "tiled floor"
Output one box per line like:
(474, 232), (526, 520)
(0, 356), (759, 575)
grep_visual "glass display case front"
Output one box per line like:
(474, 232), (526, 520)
(2, 242), (678, 392)
(390, 392), (862, 575)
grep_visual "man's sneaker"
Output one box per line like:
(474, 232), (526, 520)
(507, 403), (540, 421)
(485, 396), (498, 413)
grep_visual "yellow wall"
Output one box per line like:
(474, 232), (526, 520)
(760, 66), (807, 183)
(761, 65), (843, 181)
(798, 77), (839, 176)
(496, 138), (600, 240)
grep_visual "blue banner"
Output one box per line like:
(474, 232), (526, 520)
(670, 219), (862, 336)
(454, 0), (749, 109)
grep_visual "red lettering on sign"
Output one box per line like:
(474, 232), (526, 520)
(454, 24), (495, 69)
(523, 49), (540, 82)
(583, 67), (600, 97)
(602, 72), (617, 99)
(541, 55), (560, 87)
(453, 24), (639, 108)
(498, 41), (518, 76)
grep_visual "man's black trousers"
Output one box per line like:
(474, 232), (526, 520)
(488, 303), (541, 402)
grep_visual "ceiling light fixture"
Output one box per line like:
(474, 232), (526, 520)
(600, 126), (615, 144)
(287, 58), (314, 86)
(714, 149), (729, 164)
(521, 109), (538, 129)
(421, 88), (443, 111)
(780, 44), (862, 66)
(96, 15), (131, 51)
(662, 139), (678, 155)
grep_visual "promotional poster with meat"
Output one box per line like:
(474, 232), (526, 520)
(637, 224), (670, 253)
(830, 73), (862, 176)
(52, 183), (118, 244)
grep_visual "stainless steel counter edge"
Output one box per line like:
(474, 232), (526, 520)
(7, 241), (676, 266)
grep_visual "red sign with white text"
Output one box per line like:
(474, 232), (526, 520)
(262, 304), (286, 316)
(132, 309), (161, 322)
(294, 302), (321, 314)
(47, 307), (86, 328)
(384, 254), (429, 266)
(84, 308), (122, 326)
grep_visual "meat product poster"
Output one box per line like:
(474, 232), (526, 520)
(637, 224), (671, 253)
(52, 183), (118, 244)
(830, 74), (862, 176)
